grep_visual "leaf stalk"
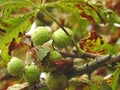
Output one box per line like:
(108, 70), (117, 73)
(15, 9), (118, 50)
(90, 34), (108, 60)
(42, 7), (84, 56)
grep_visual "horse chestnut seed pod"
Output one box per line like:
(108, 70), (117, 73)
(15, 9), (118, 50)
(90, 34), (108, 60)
(52, 27), (74, 48)
(24, 65), (40, 84)
(49, 50), (62, 61)
(31, 26), (52, 46)
(7, 57), (24, 77)
(45, 72), (67, 90)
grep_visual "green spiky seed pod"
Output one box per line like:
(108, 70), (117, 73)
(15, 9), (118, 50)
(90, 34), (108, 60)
(24, 65), (40, 84)
(45, 72), (67, 90)
(52, 27), (74, 48)
(31, 26), (52, 46)
(49, 50), (62, 61)
(7, 57), (24, 77)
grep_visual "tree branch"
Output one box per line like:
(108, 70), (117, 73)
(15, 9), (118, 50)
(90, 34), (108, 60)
(65, 52), (120, 79)
(61, 51), (102, 59)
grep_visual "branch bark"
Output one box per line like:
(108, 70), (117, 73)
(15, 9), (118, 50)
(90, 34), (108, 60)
(65, 52), (120, 79)
(61, 50), (102, 59)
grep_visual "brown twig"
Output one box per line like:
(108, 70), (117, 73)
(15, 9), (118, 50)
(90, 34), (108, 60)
(61, 51), (102, 59)
(65, 53), (120, 79)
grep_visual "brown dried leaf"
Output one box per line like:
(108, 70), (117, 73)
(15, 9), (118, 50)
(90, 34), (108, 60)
(79, 30), (104, 54)
(7, 82), (30, 90)
(53, 59), (73, 72)
(80, 12), (96, 24)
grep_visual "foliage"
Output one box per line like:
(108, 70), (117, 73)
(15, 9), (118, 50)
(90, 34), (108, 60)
(79, 30), (118, 54)
(0, 0), (120, 90)
(0, 13), (33, 63)
(1, 0), (32, 19)
(110, 68), (120, 90)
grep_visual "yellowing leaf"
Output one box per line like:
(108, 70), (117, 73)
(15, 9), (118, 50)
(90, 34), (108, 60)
(0, 13), (33, 62)
(79, 30), (117, 54)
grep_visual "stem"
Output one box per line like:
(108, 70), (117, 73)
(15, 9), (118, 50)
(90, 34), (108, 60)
(36, 0), (42, 6)
(65, 54), (112, 79)
(42, 0), (46, 5)
(61, 51), (102, 58)
(42, 7), (84, 56)
(45, 0), (84, 7)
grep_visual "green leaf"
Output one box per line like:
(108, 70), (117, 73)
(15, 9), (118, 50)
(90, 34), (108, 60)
(0, 0), (35, 19)
(0, 0), (33, 7)
(2, 4), (27, 19)
(102, 40), (118, 55)
(37, 46), (50, 61)
(108, 12), (120, 24)
(54, 1), (103, 23)
(0, 13), (33, 62)
(110, 68), (120, 90)
(47, 0), (119, 24)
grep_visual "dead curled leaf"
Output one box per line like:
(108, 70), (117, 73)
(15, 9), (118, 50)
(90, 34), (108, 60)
(53, 59), (73, 72)
(79, 30), (104, 54)
(7, 82), (30, 90)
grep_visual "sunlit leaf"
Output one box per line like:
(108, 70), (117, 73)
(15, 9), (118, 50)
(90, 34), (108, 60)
(56, 1), (105, 24)
(108, 12), (120, 24)
(47, 0), (120, 25)
(37, 46), (50, 61)
(0, 0), (34, 19)
(0, 58), (7, 67)
(0, 13), (33, 62)
(2, 4), (27, 19)
(11, 41), (31, 61)
(79, 30), (118, 54)
(110, 68), (120, 90)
